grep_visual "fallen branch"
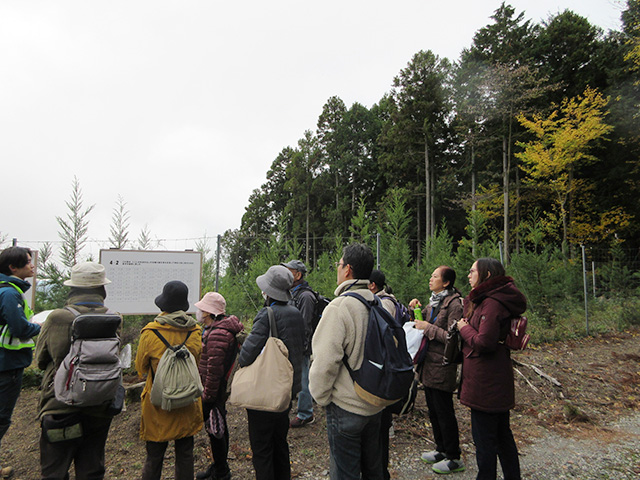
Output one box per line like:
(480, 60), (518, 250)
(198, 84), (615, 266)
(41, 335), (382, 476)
(514, 366), (541, 394)
(513, 359), (562, 388)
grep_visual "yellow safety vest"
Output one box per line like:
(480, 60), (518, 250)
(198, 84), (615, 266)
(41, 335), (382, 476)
(0, 281), (36, 350)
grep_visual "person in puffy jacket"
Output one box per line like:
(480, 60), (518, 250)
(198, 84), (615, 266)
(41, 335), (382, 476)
(135, 281), (203, 480)
(457, 258), (527, 480)
(238, 265), (304, 480)
(195, 292), (244, 480)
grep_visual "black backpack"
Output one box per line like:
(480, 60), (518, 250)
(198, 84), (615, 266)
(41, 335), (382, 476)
(341, 292), (414, 407)
(299, 286), (331, 331)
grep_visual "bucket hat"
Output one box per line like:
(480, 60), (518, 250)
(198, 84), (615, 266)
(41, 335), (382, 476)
(256, 265), (293, 302)
(155, 280), (190, 312)
(64, 262), (111, 287)
(195, 292), (226, 316)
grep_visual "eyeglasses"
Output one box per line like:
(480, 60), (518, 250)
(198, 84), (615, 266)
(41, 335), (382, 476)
(334, 262), (346, 268)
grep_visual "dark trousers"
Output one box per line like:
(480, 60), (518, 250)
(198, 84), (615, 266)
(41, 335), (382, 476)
(246, 408), (291, 480)
(141, 436), (194, 480)
(40, 414), (112, 480)
(203, 402), (230, 476)
(424, 387), (461, 459)
(471, 409), (521, 480)
(380, 408), (393, 480)
(0, 368), (23, 449)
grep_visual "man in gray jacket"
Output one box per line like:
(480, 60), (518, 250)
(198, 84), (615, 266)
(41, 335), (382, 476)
(282, 259), (317, 428)
(309, 243), (383, 480)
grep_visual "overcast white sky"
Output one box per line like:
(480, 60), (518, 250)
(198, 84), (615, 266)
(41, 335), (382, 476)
(1, 0), (625, 259)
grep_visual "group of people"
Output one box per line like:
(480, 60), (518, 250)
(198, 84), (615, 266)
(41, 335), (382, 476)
(0, 242), (527, 480)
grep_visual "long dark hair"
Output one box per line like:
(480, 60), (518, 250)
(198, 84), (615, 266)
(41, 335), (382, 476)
(475, 258), (505, 286)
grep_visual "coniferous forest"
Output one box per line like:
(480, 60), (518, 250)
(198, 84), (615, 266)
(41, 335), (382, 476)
(29, 2), (640, 344)
(211, 2), (640, 339)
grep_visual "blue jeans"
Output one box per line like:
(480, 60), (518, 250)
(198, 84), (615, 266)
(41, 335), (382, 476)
(296, 355), (313, 420)
(325, 403), (383, 480)
(0, 368), (23, 449)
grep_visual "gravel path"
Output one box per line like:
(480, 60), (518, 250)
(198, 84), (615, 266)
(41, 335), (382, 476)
(387, 411), (640, 480)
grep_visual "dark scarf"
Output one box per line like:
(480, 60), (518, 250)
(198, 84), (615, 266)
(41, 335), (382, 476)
(465, 276), (514, 317)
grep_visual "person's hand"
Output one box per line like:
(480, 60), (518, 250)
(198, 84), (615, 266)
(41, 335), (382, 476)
(409, 298), (421, 309)
(414, 319), (428, 330)
(457, 318), (468, 331)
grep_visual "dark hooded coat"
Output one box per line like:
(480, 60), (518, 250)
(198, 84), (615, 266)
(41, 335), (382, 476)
(458, 276), (526, 413)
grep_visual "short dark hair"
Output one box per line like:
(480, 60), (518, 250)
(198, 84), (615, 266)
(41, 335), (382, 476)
(369, 269), (386, 292)
(343, 243), (374, 280)
(0, 247), (32, 275)
(437, 265), (457, 290)
(475, 257), (505, 285)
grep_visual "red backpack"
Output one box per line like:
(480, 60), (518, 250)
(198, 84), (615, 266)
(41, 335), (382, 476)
(504, 316), (530, 350)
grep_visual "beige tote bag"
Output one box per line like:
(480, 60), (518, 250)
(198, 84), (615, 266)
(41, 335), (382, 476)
(229, 307), (293, 412)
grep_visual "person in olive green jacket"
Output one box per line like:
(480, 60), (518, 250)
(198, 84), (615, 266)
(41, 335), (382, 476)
(35, 262), (121, 480)
(135, 280), (203, 480)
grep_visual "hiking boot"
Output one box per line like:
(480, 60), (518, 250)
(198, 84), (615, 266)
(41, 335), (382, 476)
(421, 451), (445, 464)
(1, 466), (14, 479)
(432, 458), (465, 474)
(196, 463), (214, 480)
(290, 415), (315, 428)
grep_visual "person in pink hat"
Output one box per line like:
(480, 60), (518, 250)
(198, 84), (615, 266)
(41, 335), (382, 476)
(195, 292), (244, 480)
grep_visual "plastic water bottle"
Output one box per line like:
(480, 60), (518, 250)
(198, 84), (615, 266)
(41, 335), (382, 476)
(414, 307), (423, 321)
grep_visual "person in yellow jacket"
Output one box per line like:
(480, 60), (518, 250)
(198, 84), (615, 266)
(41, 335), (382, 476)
(135, 280), (203, 480)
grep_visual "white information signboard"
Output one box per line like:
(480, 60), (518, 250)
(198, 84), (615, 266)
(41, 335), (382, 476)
(99, 249), (202, 315)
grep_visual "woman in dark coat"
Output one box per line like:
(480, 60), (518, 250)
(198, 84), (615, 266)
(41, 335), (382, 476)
(238, 265), (304, 480)
(195, 292), (244, 480)
(457, 258), (527, 480)
(410, 266), (465, 475)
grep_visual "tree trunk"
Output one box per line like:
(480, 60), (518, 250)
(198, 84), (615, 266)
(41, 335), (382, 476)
(430, 167), (435, 237)
(471, 144), (477, 257)
(305, 193), (310, 264)
(503, 135), (510, 265)
(416, 196), (421, 270)
(425, 139), (431, 241)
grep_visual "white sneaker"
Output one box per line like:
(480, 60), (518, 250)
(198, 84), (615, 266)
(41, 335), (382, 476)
(432, 458), (465, 474)
(421, 450), (445, 463)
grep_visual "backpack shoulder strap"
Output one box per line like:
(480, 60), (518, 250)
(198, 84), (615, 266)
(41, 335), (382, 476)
(342, 291), (373, 308)
(64, 306), (82, 317)
(151, 329), (193, 351)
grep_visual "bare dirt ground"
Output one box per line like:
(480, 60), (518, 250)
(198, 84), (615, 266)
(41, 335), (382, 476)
(3, 327), (640, 479)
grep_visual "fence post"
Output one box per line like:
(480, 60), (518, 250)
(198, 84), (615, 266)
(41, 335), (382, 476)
(215, 234), (221, 292)
(591, 261), (596, 298)
(581, 244), (590, 335)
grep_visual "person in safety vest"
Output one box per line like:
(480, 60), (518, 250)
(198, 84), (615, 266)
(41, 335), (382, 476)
(0, 246), (40, 479)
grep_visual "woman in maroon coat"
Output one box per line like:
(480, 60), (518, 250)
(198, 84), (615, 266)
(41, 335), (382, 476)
(457, 258), (526, 480)
(195, 292), (244, 480)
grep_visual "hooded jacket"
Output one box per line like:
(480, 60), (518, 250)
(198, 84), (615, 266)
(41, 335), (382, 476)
(309, 279), (385, 417)
(198, 314), (244, 404)
(35, 291), (115, 419)
(135, 311), (203, 442)
(0, 274), (40, 372)
(458, 276), (527, 412)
